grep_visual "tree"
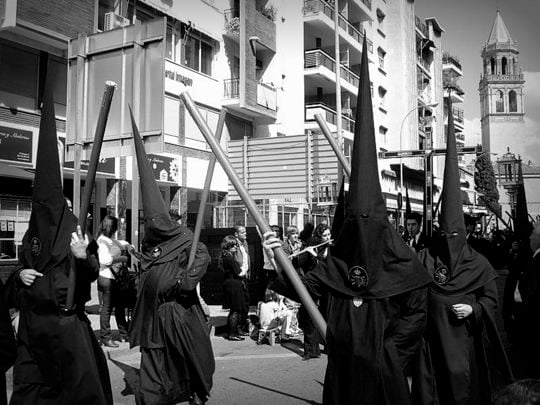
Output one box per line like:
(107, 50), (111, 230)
(474, 153), (502, 220)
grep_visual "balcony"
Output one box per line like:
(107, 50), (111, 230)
(305, 102), (355, 135)
(304, 49), (359, 94)
(224, 78), (240, 99)
(480, 73), (525, 84)
(453, 106), (464, 124)
(303, 0), (373, 53)
(443, 52), (462, 74)
(224, 8), (240, 38)
(415, 16), (429, 38)
(257, 82), (277, 111)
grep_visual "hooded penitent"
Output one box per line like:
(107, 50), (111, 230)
(428, 97), (494, 294)
(20, 78), (76, 275)
(514, 161), (533, 245)
(128, 109), (214, 402)
(328, 36), (431, 299)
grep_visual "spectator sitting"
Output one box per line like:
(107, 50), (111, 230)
(259, 290), (282, 331)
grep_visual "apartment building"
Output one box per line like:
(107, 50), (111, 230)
(0, 0), (448, 276)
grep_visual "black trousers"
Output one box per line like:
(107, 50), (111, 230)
(298, 306), (320, 357)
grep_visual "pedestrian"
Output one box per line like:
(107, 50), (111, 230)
(411, 99), (513, 405)
(4, 77), (112, 404)
(96, 214), (132, 347)
(128, 111), (214, 405)
(406, 212), (430, 252)
(265, 37), (431, 404)
(221, 235), (248, 341)
(234, 225), (250, 335)
(0, 279), (16, 405)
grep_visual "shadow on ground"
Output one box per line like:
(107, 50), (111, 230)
(229, 376), (321, 404)
(108, 352), (140, 403)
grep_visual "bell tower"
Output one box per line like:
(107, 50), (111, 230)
(479, 10), (525, 155)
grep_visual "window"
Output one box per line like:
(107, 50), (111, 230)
(501, 57), (507, 75)
(0, 41), (67, 116)
(184, 103), (220, 150)
(379, 126), (388, 144)
(376, 8), (385, 32)
(166, 22), (215, 76)
(490, 58), (496, 75)
(0, 198), (31, 261)
(509, 90), (517, 112)
(225, 114), (253, 141)
(378, 86), (387, 109)
(377, 47), (386, 70)
(496, 90), (504, 112)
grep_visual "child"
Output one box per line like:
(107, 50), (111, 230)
(259, 290), (282, 331)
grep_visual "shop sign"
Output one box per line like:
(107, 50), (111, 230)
(0, 126), (33, 164)
(64, 157), (116, 175)
(148, 154), (180, 183)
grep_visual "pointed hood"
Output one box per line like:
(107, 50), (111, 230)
(427, 97), (495, 294)
(514, 160), (532, 243)
(329, 36), (430, 298)
(405, 187), (412, 219)
(331, 179), (346, 239)
(20, 73), (76, 274)
(129, 108), (187, 264)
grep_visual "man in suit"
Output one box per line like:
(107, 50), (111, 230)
(406, 212), (429, 252)
(234, 225), (250, 335)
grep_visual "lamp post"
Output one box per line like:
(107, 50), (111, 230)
(398, 102), (438, 225)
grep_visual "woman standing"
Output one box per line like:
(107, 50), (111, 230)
(97, 215), (131, 347)
(221, 235), (248, 341)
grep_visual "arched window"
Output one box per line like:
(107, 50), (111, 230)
(490, 58), (496, 74)
(502, 57), (508, 75)
(509, 90), (517, 112)
(496, 90), (504, 112)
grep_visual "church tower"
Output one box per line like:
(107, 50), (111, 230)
(479, 10), (525, 155)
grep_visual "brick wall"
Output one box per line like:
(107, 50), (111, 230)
(17, 0), (95, 39)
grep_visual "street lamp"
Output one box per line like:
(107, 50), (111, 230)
(398, 102), (438, 225)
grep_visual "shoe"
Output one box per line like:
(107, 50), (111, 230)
(228, 336), (245, 341)
(302, 354), (320, 361)
(237, 330), (250, 336)
(101, 339), (119, 348)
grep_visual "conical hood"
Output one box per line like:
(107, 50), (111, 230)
(331, 179), (346, 239)
(129, 108), (183, 251)
(514, 160), (532, 243)
(331, 36), (430, 298)
(20, 72), (76, 273)
(436, 97), (467, 271)
(405, 187), (412, 219)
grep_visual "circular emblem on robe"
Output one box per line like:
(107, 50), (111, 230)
(348, 266), (368, 289)
(433, 265), (449, 285)
(30, 237), (41, 256)
(151, 246), (162, 259)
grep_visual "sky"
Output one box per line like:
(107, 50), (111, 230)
(414, 0), (540, 164)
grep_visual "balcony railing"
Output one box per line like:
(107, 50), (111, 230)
(224, 78), (240, 99)
(453, 106), (464, 123)
(303, 0), (373, 52)
(257, 82), (277, 111)
(305, 102), (355, 133)
(482, 73), (524, 82)
(304, 49), (360, 88)
(443, 53), (462, 71)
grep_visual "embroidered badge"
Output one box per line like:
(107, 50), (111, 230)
(151, 246), (162, 259)
(348, 266), (368, 289)
(433, 265), (449, 285)
(353, 297), (363, 307)
(30, 237), (41, 256)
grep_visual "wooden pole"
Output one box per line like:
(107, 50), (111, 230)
(179, 86), (327, 339)
(66, 81), (116, 309)
(315, 113), (351, 177)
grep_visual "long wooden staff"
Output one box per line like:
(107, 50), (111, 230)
(179, 85), (327, 339)
(187, 110), (226, 269)
(66, 81), (116, 309)
(314, 113), (351, 177)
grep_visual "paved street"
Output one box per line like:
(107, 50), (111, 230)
(6, 300), (326, 405)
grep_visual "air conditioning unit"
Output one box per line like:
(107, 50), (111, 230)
(104, 12), (129, 31)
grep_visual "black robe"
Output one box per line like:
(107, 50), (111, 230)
(0, 279), (16, 405)
(412, 247), (513, 405)
(129, 229), (215, 404)
(273, 254), (429, 405)
(5, 253), (112, 405)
